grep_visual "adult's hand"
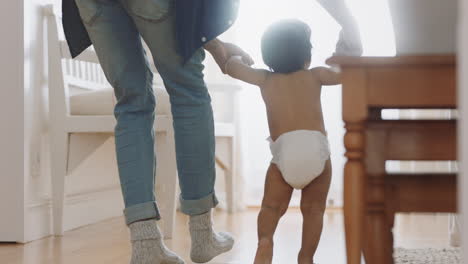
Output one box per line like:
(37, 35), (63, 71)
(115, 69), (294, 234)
(317, 0), (363, 56)
(335, 28), (363, 56)
(222, 42), (254, 66)
(205, 39), (254, 73)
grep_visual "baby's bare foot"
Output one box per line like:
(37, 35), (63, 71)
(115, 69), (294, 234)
(253, 239), (273, 264)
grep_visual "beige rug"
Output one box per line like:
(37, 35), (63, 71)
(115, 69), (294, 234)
(394, 248), (462, 264)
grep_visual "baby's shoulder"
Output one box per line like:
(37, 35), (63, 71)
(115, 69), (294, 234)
(308, 67), (326, 76)
(308, 66), (341, 86)
(298, 69), (323, 84)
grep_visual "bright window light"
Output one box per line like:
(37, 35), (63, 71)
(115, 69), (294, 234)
(346, 0), (396, 56)
(232, 0), (396, 65)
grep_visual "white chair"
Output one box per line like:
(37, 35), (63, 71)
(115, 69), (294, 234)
(209, 83), (241, 213)
(44, 4), (178, 238)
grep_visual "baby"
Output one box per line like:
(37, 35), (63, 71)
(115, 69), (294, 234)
(225, 20), (341, 264)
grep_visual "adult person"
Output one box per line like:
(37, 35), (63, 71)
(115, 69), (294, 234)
(62, 0), (251, 263)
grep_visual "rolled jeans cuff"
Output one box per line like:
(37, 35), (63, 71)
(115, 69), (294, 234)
(124, 201), (161, 225)
(179, 192), (219, 216)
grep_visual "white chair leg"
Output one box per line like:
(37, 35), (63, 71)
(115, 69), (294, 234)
(50, 131), (69, 236)
(155, 128), (178, 239)
(449, 214), (461, 246)
(226, 137), (235, 214)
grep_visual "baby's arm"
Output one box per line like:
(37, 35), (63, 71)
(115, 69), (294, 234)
(225, 56), (269, 86)
(310, 67), (341, 86)
(204, 39), (254, 73)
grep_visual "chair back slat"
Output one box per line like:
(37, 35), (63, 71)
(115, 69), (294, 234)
(45, 4), (70, 120)
(66, 76), (110, 91)
(45, 3), (112, 122)
(208, 83), (241, 123)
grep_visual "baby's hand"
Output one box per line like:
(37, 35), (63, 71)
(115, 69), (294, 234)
(224, 55), (243, 73)
(205, 40), (254, 74)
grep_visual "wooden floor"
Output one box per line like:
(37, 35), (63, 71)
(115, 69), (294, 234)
(0, 209), (451, 264)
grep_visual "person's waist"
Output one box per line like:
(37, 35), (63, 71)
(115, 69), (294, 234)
(269, 125), (326, 142)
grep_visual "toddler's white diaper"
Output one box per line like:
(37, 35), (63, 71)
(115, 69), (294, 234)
(268, 130), (330, 189)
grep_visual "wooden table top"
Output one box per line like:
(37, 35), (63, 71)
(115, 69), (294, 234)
(326, 54), (457, 109)
(326, 55), (456, 67)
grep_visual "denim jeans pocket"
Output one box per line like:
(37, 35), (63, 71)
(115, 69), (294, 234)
(127, 0), (172, 22)
(75, 0), (104, 25)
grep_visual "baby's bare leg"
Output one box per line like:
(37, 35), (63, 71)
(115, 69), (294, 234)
(254, 164), (294, 264)
(298, 160), (332, 264)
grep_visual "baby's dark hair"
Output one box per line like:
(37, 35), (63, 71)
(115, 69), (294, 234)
(261, 19), (312, 73)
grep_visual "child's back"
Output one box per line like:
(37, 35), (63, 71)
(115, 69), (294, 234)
(260, 69), (331, 141)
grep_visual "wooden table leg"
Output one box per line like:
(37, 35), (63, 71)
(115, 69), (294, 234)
(362, 211), (373, 264)
(344, 122), (366, 264)
(366, 177), (394, 264)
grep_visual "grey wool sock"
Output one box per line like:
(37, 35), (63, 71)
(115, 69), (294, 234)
(189, 210), (235, 263)
(129, 219), (184, 264)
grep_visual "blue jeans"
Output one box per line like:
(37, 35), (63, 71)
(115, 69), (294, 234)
(75, 0), (218, 225)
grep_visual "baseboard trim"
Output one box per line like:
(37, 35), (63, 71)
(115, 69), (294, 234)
(27, 185), (122, 208)
(66, 184), (121, 205)
(25, 185), (123, 242)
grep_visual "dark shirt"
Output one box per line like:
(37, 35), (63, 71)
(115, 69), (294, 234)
(62, 0), (239, 62)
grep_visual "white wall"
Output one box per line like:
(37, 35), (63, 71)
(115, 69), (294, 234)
(23, 0), (53, 241)
(387, 0), (457, 54)
(459, 0), (468, 258)
(0, 0), (25, 242)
